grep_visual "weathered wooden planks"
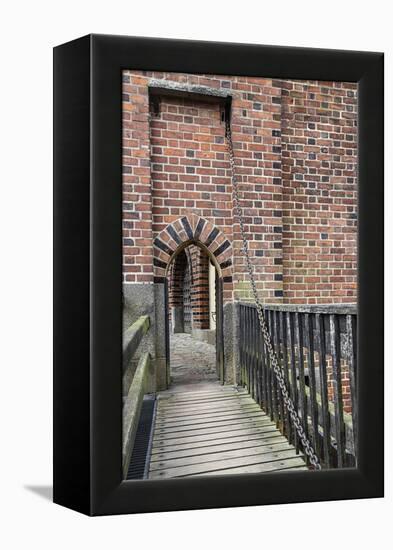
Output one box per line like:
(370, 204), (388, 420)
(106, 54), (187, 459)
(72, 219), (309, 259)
(158, 395), (251, 411)
(148, 384), (306, 479)
(150, 435), (288, 461)
(192, 457), (307, 476)
(152, 424), (281, 448)
(155, 404), (262, 422)
(153, 418), (273, 441)
(150, 449), (305, 479)
(151, 427), (283, 453)
(149, 442), (294, 471)
(155, 412), (269, 431)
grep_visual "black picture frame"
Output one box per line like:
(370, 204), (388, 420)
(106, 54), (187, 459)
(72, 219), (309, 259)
(53, 34), (384, 516)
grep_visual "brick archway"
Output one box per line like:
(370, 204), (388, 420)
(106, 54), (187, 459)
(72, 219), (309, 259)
(153, 214), (233, 284)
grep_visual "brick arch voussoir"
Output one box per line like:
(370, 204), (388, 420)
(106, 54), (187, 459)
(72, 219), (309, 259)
(153, 215), (233, 282)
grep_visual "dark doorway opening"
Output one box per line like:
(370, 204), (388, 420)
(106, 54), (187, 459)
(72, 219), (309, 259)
(164, 243), (224, 387)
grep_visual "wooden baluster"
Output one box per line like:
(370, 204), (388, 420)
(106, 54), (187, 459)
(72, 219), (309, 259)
(304, 313), (320, 461)
(287, 311), (299, 453)
(246, 306), (251, 391)
(330, 314), (346, 468)
(346, 314), (358, 462)
(253, 307), (258, 400)
(295, 312), (308, 447)
(250, 307), (256, 399)
(253, 307), (259, 403)
(248, 306), (253, 393)
(239, 305), (246, 386)
(316, 313), (333, 468)
(243, 306), (248, 389)
(255, 307), (262, 406)
(273, 310), (285, 434)
(247, 306), (252, 395)
(243, 305), (247, 386)
(254, 308), (261, 403)
(268, 310), (278, 424)
(265, 309), (272, 418)
(279, 310), (292, 443)
(260, 308), (268, 414)
(239, 306), (242, 384)
(272, 310), (279, 427)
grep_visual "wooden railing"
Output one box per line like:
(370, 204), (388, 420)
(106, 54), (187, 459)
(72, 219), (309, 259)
(122, 315), (151, 478)
(239, 303), (357, 469)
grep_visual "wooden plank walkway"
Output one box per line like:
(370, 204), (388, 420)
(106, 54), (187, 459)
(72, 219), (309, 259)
(148, 383), (307, 479)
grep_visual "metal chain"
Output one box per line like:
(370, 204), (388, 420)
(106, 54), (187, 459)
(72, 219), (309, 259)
(225, 120), (321, 470)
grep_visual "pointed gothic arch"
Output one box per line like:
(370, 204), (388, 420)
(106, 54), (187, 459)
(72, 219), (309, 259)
(153, 214), (233, 284)
(153, 214), (231, 386)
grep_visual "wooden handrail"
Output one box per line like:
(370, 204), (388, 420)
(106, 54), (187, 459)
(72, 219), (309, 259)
(122, 315), (150, 372)
(122, 315), (151, 477)
(238, 301), (357, 315)
(122, 352), (150, 478)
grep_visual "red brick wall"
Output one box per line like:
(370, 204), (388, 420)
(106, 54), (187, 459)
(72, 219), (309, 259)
(168, 245), (210, 330)
(122, 70), (357, 305)
(122, 71), (286, 305)
(327, 360), (352, 414)
(168, 250), (186, 310)
(122, 73), (153, 283)
(189, 245), (210, 329)
(280, 80), (357, 304)
(149, 94), (234, 307)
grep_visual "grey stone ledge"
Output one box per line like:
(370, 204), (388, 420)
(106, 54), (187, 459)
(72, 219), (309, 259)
(148, 79), (233, 100)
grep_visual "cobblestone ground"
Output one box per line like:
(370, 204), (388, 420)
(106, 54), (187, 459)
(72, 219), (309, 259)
(170, 333), (217, 385)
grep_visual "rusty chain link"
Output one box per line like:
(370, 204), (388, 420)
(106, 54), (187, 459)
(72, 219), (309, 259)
(225, 120), (321, 470)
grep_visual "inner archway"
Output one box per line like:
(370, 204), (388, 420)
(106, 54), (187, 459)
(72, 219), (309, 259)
(167, 244), (219, 386)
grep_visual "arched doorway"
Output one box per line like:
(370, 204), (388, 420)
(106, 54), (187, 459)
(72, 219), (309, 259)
(153, 214), (233, 388)
(164, 241), (224, 387)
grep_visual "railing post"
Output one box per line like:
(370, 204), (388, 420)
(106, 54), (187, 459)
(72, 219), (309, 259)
(273, 310), (285, 432)
(279, 310), (292, 442)
(248, 306), (254, 397)
(245, 305), (251, 390)
(263, 308), (272, 417)
(346, 314), (358, 460)
(304, 313), (320, 460)
(266, 310), (276, 423)
(255, 309), (263, 407)
(238, 305), (242, 384)
(287, 311), (299, 453)
(251, 306), (257, 399)
(330, 314), (346, 468)
(260, 308), (268, 413)
(295, 312), (309, 446)
(252, 306), (259, 402)
(316, 313), (333, 468)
